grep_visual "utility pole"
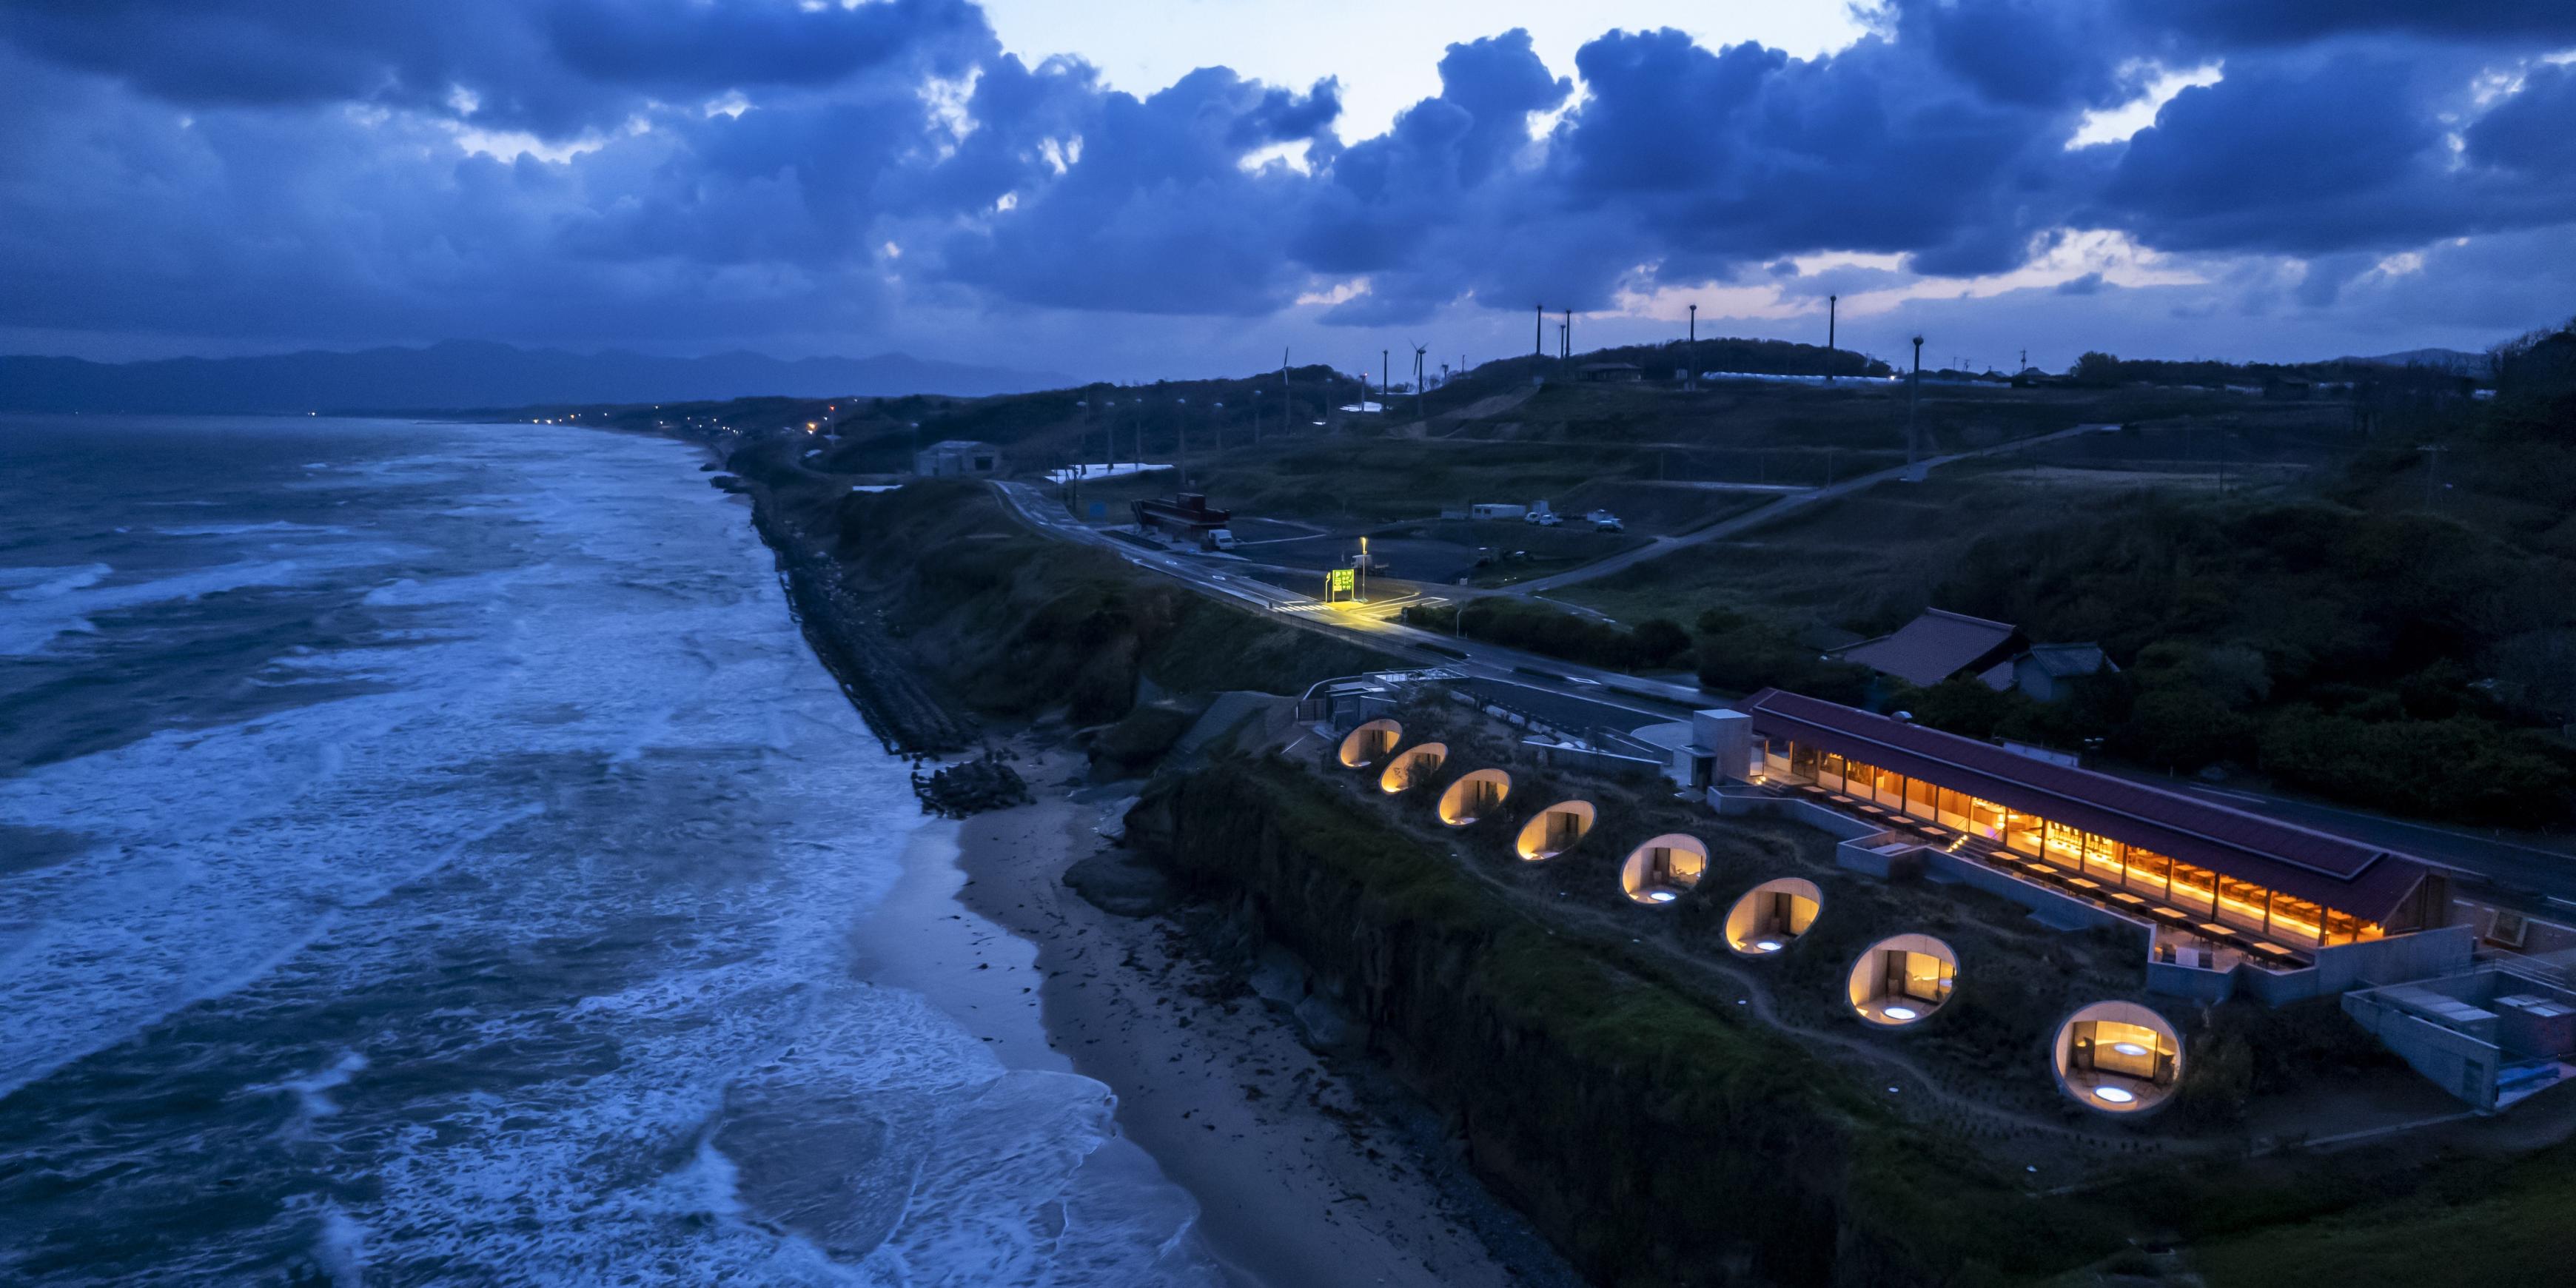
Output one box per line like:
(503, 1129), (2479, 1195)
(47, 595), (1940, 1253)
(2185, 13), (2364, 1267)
(1281, 347), (1290, 440)
(1688, 303), (1698, 391)
(1563, 308), (1572, 361)
(1534, 303), (1544, 360)
(2419, 442), (2446, 509)
(1827, 295), (1838, 384)
(1908, 335), (1925, 466)
(1382, 349), (1389, 409)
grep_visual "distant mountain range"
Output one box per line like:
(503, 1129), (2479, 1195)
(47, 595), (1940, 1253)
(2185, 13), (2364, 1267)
(2341, 346), (2493, 377)
(0, 341), (1073, 415)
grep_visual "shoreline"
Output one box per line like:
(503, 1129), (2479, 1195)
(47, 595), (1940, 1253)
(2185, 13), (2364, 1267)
(945, 739), (1572, 1288)
(700, 436), (1569, 1283)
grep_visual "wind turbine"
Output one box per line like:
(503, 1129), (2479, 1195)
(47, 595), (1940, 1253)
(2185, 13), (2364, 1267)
(1411, 342), (1429, 423)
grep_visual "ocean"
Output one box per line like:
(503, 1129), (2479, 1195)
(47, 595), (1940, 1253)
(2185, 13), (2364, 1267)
(0, 415), (1223, 1285)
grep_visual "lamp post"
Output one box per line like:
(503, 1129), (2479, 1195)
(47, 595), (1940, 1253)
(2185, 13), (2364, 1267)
(1907, 335), (1924, 466)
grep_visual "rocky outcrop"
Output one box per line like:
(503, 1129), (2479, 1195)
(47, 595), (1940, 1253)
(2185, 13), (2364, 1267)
(911, 752), (1031, 817)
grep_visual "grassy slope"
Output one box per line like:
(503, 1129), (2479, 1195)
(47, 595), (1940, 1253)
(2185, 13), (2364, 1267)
(827, 479), (1394, 722)
(1162, 760), (2131, 1284)
(2191, 1140), (2576, 1284)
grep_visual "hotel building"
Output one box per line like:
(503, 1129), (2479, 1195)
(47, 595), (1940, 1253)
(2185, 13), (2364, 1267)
(1723, 689), (2469, 1002)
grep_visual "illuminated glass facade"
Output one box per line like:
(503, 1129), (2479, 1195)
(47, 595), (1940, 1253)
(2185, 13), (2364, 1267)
(1774, 740), (2409, 950)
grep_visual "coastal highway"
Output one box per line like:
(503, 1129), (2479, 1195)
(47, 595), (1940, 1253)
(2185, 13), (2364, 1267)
(992, 478), (2576, 904)
(990, 480), (1696, 748)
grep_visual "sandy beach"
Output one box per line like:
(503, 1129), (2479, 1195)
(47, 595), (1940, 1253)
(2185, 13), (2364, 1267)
(875, 739), (1574, 1288)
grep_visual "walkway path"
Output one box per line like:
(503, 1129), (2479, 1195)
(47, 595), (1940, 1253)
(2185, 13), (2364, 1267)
(1508, 422), (2118, 597)
(1423, 828), (2137, 1154)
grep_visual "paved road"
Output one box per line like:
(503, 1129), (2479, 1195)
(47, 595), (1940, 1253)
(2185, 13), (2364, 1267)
(1509, 422), (2119, 597)
(996, 478), (2576, 903)
(2097, 765), (2576, 907)
(993, 480), (1694, 740)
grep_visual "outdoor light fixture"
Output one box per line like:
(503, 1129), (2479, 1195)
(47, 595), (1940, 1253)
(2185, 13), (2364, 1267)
(1648, 890), (1677, 903)
(1883, 1005), (1919, 1022)
(2111, 1042), (2150, 1058)
(1754, 939), (1783, 952)
(2093, 1086), (2137, 1104)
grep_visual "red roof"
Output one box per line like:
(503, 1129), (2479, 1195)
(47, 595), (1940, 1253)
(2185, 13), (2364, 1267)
(1740, 688), (2435, 922)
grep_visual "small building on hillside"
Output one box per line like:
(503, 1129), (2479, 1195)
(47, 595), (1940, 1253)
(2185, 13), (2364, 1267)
(1982, 642), (2118, 702)
(913, 440), (1006, 477)
(1579, 362), (1644, 383)
(1842, 610), (2116, 704)
(1838, 609), (2027, 690)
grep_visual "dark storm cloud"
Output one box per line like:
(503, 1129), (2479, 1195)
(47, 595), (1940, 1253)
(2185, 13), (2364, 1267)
(0, 0), (2568, 358)
(933, 63), (1343, 314)
(2090, 48), (2576, 256)
(2466, 62), (2576, 174)
(0, 0), (990, 133)
(2116, 1), (2576, 50)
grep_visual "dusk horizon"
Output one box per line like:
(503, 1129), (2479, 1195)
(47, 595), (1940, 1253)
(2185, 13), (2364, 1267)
(6, 4), (2575, 1287)
(4, 1), (2572, 382)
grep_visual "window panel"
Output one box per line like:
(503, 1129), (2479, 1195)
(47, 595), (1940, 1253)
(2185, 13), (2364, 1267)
(2167, 863), (2217, 915)
(2004, 810), (2042, 855)
(2216, 876), (2270, 931)
(2083, 831), (2123, 881)
(2267, 893), (2325, 948)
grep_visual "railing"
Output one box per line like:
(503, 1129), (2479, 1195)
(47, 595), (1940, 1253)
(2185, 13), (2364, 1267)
(2478, 946), (2576, 991)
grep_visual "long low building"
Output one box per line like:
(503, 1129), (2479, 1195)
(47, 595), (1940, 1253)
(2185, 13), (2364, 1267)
(1737, 688), (2449, 953)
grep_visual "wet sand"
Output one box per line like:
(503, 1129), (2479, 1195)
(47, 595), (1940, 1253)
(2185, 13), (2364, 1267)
(919, 745), (1566, 1288)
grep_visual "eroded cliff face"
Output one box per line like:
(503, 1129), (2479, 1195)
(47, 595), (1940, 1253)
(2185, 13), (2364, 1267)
(1127, 762), (2099, 1288)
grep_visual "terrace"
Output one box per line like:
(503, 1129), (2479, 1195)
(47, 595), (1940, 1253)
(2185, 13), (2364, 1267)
(1731, 689), (2467, 1000)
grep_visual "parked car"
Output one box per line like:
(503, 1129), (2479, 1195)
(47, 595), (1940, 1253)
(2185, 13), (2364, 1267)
(1590, 512), (1623, 533)
(1201, 528), (1238, 551)
(1524, 509), (1562, 527)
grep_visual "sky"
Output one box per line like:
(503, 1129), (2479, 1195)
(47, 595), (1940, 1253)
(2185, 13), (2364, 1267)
(0, 0), (2572, 380)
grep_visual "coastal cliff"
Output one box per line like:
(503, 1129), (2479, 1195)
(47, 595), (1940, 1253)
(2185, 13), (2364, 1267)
(1126, 759), (2108, 1287)
(722, 432), (1387, 752)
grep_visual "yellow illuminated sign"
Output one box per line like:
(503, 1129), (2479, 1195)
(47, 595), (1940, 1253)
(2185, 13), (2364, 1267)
(1328, 568), (1356, 594)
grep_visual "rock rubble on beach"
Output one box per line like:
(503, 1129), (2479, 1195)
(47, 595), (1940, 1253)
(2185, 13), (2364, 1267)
(912, 752), (1031, 817)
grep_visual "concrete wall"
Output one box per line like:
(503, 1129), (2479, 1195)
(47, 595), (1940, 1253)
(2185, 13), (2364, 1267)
(1706, 788), (1884, 842)
(2343, 991), (2500, 1110)
(1694, 708), (1751, 780)
(1526, 739), (1666, 776)
(1836, 838), (1923, 880)
(2315, 925), (2478, 992)
(2144, 925), (2477, 1007)
(2146, 959), (2238, 1003)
